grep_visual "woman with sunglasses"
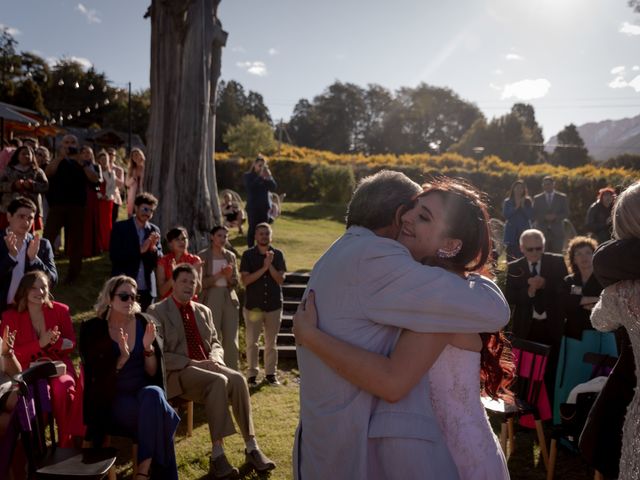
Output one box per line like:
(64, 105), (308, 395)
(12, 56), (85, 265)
(79, 275), (179, 479)
(0, 271), (84, 447)
(0, 145), (48, 232)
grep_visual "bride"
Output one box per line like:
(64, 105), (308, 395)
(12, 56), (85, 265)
(294, 178), (513, 480)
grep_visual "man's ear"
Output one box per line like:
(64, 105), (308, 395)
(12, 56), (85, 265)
(393, 205), (404, 229)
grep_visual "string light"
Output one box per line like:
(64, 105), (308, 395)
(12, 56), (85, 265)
(58, 79), (64, 86)
(88, 84), (94, 91)
(74, 81), (80, 89)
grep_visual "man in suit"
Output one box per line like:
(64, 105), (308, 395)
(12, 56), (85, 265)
(506, 228), (568, 397)
(533, 176), (570, 253)
(579, 237), (640, 478)
(148, 264), (275, 479)
(110, 192), (162, 311)
(294, 170), (510, 480)
(0, 196), (57, 312)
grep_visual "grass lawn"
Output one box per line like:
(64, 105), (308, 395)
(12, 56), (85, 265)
(54, 201), (594, 479)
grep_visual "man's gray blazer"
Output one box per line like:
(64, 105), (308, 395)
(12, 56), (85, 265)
(293, 226), (510, 480)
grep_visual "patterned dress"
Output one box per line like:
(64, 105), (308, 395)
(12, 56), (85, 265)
(591, 280), (640, 480)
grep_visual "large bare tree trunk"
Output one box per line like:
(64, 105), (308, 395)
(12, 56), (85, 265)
(146, 0), (227, 250)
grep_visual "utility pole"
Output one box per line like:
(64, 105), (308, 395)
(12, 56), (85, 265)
(277, 118), (283, 156)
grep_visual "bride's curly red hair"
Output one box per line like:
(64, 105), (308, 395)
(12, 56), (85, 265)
(410, 176), (515, 400)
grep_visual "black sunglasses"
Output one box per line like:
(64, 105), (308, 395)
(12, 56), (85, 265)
(525, 247), (543, 252)
(115, 293), (140, 302)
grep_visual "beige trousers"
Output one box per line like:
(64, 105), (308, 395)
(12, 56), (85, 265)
(243, 308), (282, 378)
(176, 364), (255, 443)
(202, 287), (240, 370)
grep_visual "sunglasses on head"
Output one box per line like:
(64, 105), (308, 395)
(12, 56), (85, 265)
(115, 293), (139, 302)
(525, 247), (543, 252)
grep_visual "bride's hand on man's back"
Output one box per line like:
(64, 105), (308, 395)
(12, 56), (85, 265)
(293, 290), (319, 345)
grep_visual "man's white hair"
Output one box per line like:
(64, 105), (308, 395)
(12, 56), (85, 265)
(519, 228), (545, 245)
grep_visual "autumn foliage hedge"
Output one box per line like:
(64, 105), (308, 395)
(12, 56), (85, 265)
(214, 145), (637, 234)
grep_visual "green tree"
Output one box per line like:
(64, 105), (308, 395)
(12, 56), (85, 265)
(215, 80), (272, 151)
(0, 27), (20, 101)
(12, 78), (48, 115)
(603, 153), (640, 170)
(449, 103), (544, 164)
(551, 124), (590, 168)
(223, 115), (276, 159)
(102, 88), (151, 143)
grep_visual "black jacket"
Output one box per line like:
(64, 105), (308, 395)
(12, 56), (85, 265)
(0, 230), (58, 313)
(79, 313), (166, 445)
(109, 217), (162, 294)
(506, 252), (568, 339)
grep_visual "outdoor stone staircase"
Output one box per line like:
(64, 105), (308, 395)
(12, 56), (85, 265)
(259, 272), (309, 360)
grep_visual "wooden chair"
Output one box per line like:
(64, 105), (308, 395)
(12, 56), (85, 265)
(546, 352), (616, 480)
(482, 337), (552, 470)
(16, 361), (117, 479)
(170, 398), (194, 437)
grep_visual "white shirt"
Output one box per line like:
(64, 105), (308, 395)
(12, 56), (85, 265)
(7, 239), (28, 305)
(528, 258), (547, 319)
(211, 258), (228, 287)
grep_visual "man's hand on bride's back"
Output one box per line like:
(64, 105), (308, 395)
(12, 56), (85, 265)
(293, 290), (319, 345)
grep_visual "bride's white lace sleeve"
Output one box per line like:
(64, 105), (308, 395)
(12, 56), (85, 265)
(591, 280), (640, 332)
(591, 284), (624, 332)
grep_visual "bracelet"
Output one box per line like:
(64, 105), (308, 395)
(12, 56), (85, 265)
(1, 349), (14, 357)
(143, 347), (155, 358)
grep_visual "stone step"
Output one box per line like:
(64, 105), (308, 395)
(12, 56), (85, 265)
(259, 345), (297, 359)
(284, 273), (311, 285)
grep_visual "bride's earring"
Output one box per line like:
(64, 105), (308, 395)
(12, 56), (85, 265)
(436, 244), (461, 258)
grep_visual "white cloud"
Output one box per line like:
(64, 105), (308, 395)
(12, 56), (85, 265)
(236, 61), (267, 76)
(620, 22), (640, 36)
(0, 23), (21, 36)
(629, 75), (640, 92)
(46, 56), (93, 69)
(268, 48), (279, 56)
(505, 53), (524, 61)
(493, 69), (503, 75)
(609, 74), (640, 92)
(501, 78), (551, 100)
(633, 65), (640, 71)
(76, 3), (101, 24)
(489, 82), (502, 91)
(608, 75), (628, 89)
(231, 46), (246, 53)
(611, 65), (626, 75)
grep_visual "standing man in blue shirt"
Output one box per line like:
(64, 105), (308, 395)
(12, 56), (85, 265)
(243, 155), (277, 248)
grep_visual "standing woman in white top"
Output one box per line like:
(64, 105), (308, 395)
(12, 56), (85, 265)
(199, 225), (241, 370)
(125, 148), (145, 217)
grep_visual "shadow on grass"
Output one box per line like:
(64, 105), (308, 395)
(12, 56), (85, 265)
(283, 203), (346, 223)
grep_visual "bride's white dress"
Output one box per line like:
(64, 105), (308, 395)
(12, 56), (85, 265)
(429, 345), (510, 480)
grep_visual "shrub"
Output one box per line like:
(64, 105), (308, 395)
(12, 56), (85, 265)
(310, 164), (355, 203)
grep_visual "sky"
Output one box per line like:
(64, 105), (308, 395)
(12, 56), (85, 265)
(2, 0), (640, 141)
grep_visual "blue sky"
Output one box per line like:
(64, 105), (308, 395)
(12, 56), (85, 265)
(2, 0), (640, 140)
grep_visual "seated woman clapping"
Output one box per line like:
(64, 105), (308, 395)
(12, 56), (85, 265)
(0, 271), (84, 447)
(79, 275), (179, 480)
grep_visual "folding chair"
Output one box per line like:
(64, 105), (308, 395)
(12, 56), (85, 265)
(483, 337), (552, 470)
(546, 352), (616, 480)
(16, 361), (117, 479)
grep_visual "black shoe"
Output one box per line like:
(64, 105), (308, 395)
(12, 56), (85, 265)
(265, 375), (280, 385)
(245, 449), (276, 473)
(209, 454), (239, 479)
(247, 376), (257, 386)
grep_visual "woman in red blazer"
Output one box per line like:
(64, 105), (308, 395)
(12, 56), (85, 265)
(0, 271), (84, 447)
